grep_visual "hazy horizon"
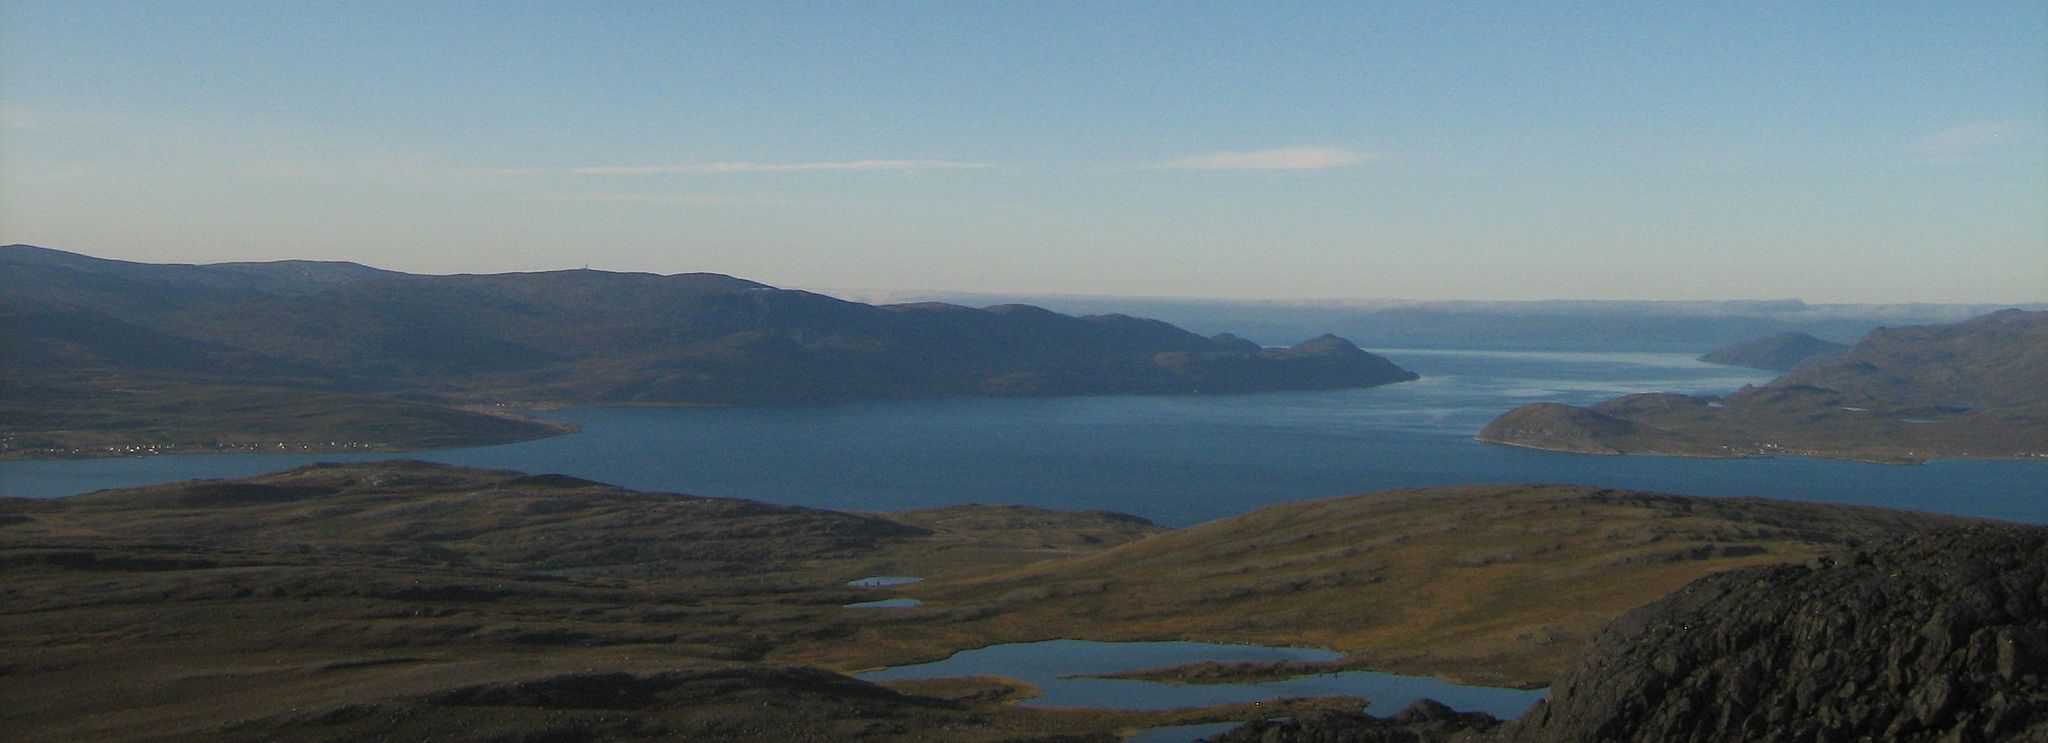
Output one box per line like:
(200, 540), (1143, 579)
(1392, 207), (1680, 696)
(4, 2), (2044, 303)
(13, 242), (2046, 309)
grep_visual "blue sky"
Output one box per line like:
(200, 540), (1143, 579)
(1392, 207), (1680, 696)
(3, 1), (2043, 302)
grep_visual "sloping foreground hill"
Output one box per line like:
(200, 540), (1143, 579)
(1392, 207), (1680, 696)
(0, 461), (1206, 742)
(1498, 525), (2048, 742)
(1205, 526), (2048, 742)
(857, 484), (1966, 687)
(1697, 331), (1847, 370)
(0, 462), (1971, 741)
(1480, 309), (2048, 463)
(2, 244), (1415, 458)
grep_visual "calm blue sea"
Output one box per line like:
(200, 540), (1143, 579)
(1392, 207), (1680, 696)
(3, 348), (2042, 525)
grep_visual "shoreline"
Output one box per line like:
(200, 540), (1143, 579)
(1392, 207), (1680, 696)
(0, 420), (578, 463)
(1468, 434), (2048, 466)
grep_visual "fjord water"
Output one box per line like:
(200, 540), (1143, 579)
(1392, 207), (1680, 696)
(4, 349), (2042, 525)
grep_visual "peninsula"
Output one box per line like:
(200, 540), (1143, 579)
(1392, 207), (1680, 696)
(1697, 331), (1847, 370)
(1480, 309), (2048, 463)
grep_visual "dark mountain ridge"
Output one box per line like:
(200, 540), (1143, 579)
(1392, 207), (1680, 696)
(1, 245), (1415, 457)
(910, 291), (2045, 352)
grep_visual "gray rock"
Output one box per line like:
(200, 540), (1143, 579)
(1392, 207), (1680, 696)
(1498, 526), (2048, 743)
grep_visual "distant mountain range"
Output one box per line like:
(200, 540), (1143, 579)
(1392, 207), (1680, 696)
(0, 245), (1415, 458)
(879, 291), (2044, 353)
(1479, 309), (2048, 463)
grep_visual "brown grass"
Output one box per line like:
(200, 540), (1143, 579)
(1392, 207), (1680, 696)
(0, 464), (1963, 741)
(807, 485), (1965, 686)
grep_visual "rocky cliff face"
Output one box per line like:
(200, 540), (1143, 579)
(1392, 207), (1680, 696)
(1501, 526), (2048, 743)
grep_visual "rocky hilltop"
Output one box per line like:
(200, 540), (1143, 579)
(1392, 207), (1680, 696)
(1501, 526), (2048, 743)
(0, 245), (1415, 459)
(1194, 526), (2048, 742)
(1698, 331), (1847, 370)
(1480, 309), (2048, 463)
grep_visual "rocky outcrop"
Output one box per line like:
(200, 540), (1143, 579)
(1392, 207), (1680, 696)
(1501, 526), (2048, 743)
(1198, 527), (2048, 743)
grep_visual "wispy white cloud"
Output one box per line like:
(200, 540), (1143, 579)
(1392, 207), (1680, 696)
(540, 192), (786, 206)
(565, 159), (991, 176)
(1908, 120), (2028, 162)
(1158, 146), (1372, 171)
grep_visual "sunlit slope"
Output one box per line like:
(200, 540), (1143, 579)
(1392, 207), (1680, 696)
(877, 485), (1967, 687)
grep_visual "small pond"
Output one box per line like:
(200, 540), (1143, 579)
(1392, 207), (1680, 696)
(856, 639), (1547, 722)
(845, 598), (923, 608)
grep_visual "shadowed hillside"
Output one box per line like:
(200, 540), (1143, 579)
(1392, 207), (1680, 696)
(1, 245), (1416, 459)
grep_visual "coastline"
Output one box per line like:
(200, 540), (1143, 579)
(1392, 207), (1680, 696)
(1470, 433), (2048, 466)
(0, 418), (579, 463)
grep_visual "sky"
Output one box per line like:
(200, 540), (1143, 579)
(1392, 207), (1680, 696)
(2, 1), (2044, 303)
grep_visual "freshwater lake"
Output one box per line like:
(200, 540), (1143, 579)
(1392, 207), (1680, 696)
(857, 638), (1548, 715)
(4, 348), (2041, 525)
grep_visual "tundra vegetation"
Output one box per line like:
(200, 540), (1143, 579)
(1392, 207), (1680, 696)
(0, 461), (1978, 741)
